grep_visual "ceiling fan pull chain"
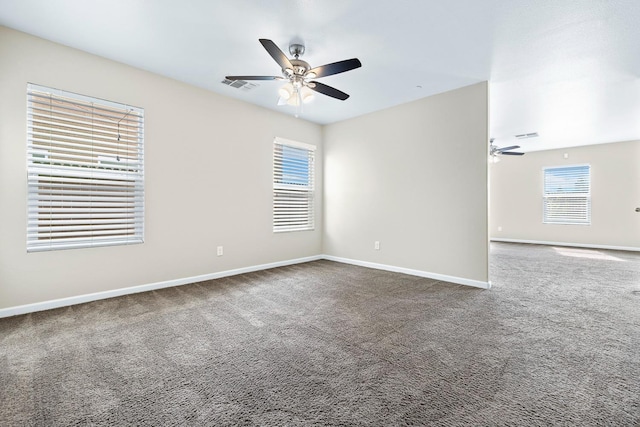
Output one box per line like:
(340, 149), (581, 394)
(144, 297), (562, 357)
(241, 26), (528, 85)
(294, 87), (301, 118)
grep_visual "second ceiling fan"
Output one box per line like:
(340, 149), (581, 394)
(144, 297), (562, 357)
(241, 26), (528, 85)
(226, 39), (361, 106)
(490, 138), (525, 155)
(490, 138), (525, 163)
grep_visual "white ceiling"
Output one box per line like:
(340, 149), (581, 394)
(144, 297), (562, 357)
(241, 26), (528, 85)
(1, 0), (639, 152)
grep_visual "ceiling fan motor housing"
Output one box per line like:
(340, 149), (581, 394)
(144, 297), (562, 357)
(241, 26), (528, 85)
(286, 59), (310, 76)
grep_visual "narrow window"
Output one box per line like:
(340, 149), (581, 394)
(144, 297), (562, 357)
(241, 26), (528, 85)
(273, 137), (315, 232)
(27, 84), (144, 251)
(543, 165), (591, 225)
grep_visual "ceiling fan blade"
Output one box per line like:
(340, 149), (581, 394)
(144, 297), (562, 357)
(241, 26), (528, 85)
(501, 151), (525, 156)
(308, 58), (362, 78)
(497, 145), (521, 152)
(259, 39), (293, 70)
(308, 82), (349, 100)
(225, 75), (282, 81)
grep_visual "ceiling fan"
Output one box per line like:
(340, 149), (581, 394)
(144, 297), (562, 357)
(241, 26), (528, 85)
(490, 138), (525, 162)
(225, 39), (361, 108)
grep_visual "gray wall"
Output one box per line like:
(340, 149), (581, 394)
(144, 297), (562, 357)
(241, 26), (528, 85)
(323, 82), (490, 283)
(490, 140), (640, 249)
(0, 27), (323, 309)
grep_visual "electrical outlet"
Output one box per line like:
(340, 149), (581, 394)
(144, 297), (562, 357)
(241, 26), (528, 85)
(497, 226), (502, 232)
(374, 241), (380, 250)
(217, 246), (223, 256)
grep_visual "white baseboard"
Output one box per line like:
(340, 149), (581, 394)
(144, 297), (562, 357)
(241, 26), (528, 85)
(0, 255), (322, 319)
(323, 255), (491, 290)
(491, 238), (640, 252)
(0, 254), (491, 318)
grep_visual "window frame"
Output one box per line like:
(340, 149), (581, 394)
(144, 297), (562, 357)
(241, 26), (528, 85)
(273, 137), (316, 233)
(26, 83), (144, 252)
(542, 164), (591, 225)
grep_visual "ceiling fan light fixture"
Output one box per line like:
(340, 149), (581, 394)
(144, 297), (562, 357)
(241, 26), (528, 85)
(283, 86), (315, 107)
(301, 86), (314, 104)
(287, 95), (300, 107)
(278, 82), (294, 100)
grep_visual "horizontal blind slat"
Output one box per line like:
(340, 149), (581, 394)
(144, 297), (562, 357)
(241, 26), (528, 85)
(543, 165), (591, 225)
(273, 139), (314, 232)
(27, 84), (144, 252)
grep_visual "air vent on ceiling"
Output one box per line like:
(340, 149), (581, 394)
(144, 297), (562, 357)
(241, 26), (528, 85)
(515, 132), (539, 139)
(221, 79), (259, 92)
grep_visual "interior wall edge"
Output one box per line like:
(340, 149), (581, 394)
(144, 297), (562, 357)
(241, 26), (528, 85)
(324, 255), (491, 290)
(491, 238), (640, 252)
(0, 255), (323, 319)
(0, 253), (493, 319)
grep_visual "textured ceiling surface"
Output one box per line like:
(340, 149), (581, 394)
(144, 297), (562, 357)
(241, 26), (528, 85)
(1, 0), (639, 151)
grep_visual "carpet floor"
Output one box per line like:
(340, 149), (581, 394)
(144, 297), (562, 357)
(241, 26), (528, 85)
(1, 242), (639, 425)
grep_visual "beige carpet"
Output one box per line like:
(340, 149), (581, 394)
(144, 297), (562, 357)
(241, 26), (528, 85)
(1, 242), (639, 425)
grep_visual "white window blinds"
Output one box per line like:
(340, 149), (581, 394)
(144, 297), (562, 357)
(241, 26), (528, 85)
(543, 165), (591, 225)
(273, 137), (315, 232)
(27, 83), (144, 252)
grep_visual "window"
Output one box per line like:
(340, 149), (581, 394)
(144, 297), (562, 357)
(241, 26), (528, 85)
(543, 164), (591, 225)
(273, 137), (315, 232)
(27, 84), (144, 252)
